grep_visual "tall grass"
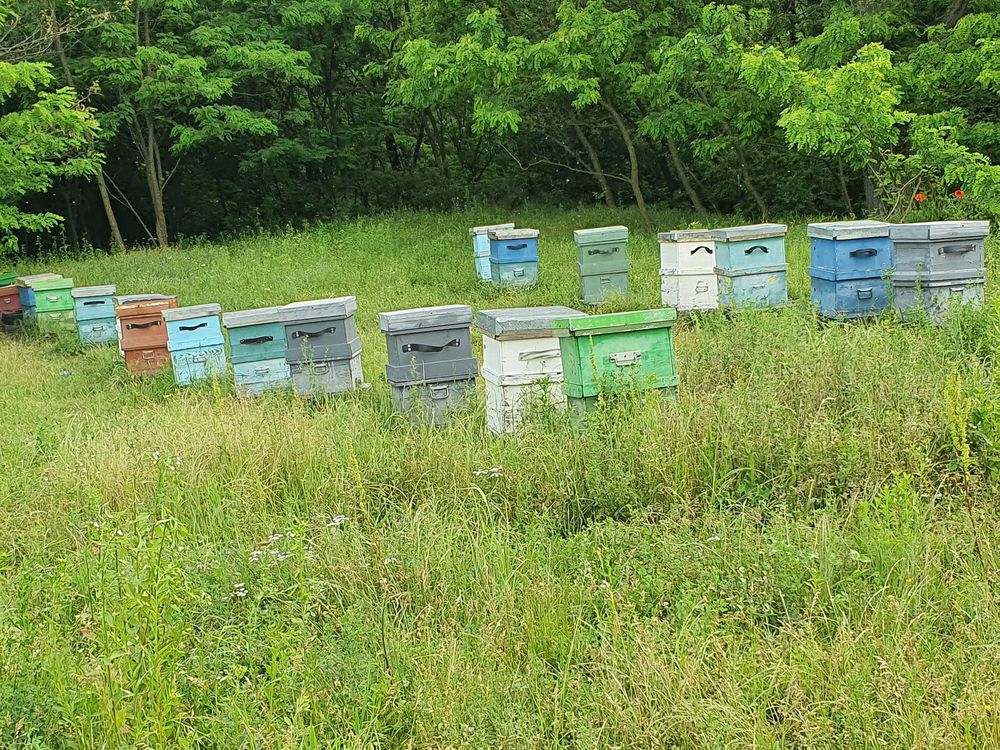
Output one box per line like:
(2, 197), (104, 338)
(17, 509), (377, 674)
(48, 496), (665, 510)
(1, 206), (998, 748)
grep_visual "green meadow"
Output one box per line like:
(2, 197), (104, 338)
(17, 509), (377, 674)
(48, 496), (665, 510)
(2, 207), (999, 748)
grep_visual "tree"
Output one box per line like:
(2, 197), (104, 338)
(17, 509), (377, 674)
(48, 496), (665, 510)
(0, 59), (99, 252)
(77, 0), (304, 247)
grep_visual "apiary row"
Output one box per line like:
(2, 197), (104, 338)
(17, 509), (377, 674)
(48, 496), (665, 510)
(0, 276), (680, 431)
(654, 219), (991, 320)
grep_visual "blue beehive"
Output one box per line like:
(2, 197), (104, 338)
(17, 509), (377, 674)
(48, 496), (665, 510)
(72, 285), (118, 345)
(489, 228), (539, 288)
(15, 273), (62, 323)
(162, 304), (227, 386)
(711, 224), (788, 308)
(808, 220), (893, 319)
(224, 307), (292, 397)
(470, 223), (515, 281)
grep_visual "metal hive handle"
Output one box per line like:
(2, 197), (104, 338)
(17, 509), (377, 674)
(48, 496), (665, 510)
(179, 321), (209, 332)
(240, 334), (274, 345)
(402, 338), (460, 354)
(588, 246), (620, 255)
(690, 245), (714, 254)
(940, 245), (975, 254)
(507, 243), (529, 250)
(292, 326), (336, 339)
(83, 300), (106, 306)
(127, 320), (161, 330)
(744, 245), (769, 255)
(849, 247), (878, 257)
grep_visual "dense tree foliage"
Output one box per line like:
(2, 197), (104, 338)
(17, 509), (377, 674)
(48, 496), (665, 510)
(2, 0), (999, 252)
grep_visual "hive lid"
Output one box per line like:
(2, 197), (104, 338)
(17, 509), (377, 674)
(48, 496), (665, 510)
(31, 276), (73, 291)
(488, 228), (539, 241)
(469, 222), (515, 236)
(223, 306), (284, 328)
(892, 272), (986, 287)
(477, 306), (587, 339)
(379, 304), (473, 333)
(72, 285), (117, 298)
(0, 272), (16, 286)
(807, 220), (890, 240)
(657, 228), (714, 242)
(889, 220), (990, 241)
(279, 296), (357, 323)
(114, 293), (176, 305)
(709, 223), (788, 241)
(161, 303), (222, 321)
(552, 308), (677, 336)
(573, 225), (629, 244)
(15, 273), (61, 287)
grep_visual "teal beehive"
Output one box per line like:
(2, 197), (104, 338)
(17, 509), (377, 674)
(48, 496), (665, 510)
(574, 226), (630, 304)
(224, 307), (292, 397)
(711, 224), (788, 309)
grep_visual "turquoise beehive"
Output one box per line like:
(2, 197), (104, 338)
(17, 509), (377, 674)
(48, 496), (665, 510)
(711, 224), (788, 308)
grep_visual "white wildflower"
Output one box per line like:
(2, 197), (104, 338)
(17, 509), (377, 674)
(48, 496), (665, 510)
(326, 515), (348, 528)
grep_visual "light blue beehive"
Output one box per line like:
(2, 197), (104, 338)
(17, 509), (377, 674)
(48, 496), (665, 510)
(72, 285), (118, 345)
(162, 304), (227, 386)
(470, 223), (515, 281)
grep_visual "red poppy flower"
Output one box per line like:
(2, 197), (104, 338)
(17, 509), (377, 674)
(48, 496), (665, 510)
(954, 189), (965, 198)
(915, 192), (927, 202)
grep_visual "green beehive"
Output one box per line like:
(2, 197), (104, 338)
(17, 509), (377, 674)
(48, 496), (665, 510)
(33, 277), (74, 313)
(574, 226), (630, 304)
(33, 277), (76, 334)
(0, 272), (16, 286)
(553, 308), (678, 415)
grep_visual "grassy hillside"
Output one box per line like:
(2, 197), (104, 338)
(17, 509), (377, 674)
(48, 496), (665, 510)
(2, 207), (999, 748)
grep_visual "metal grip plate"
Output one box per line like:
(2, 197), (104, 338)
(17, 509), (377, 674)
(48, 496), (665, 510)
(610, 351), (642, 366)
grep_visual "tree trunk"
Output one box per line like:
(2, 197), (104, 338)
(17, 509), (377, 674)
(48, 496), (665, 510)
(52, 14), (125, 250)
(836, 158), (854, 216)
(61, 181), (80, 251)
(600, 97), (651, 228)
(943, 0), (969, 27)
(144, 117), (169, 248)
(572, 120), (617, 208)
(665, 137), (707, 214)
(863, 170), (880, 215)
(731, 136), (768, 220)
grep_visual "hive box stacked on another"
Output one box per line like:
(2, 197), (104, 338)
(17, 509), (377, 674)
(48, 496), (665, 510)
(280, 297), (364, 397)
(710, 224), (789, 308)
(115, 294), (178, 374)
(32, 276), (76, 335)
(552, 308), (679, 416)
(72, 286), (118, 345)
(809, 220), (893, 319)
(658, 229), (718, 311)
(0, 273), (22, 334)
(15, 273), (62, 324)
(224, 307), (291, 397)
(489, 228), (539, 288)
(470, 223), (515, 281)
(163, 304), (227, 386)
(890, 221), (990, 322)
(379, 305), (478, 424)
(574, 226), (629, 305)
(477, 306), (586, 434)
